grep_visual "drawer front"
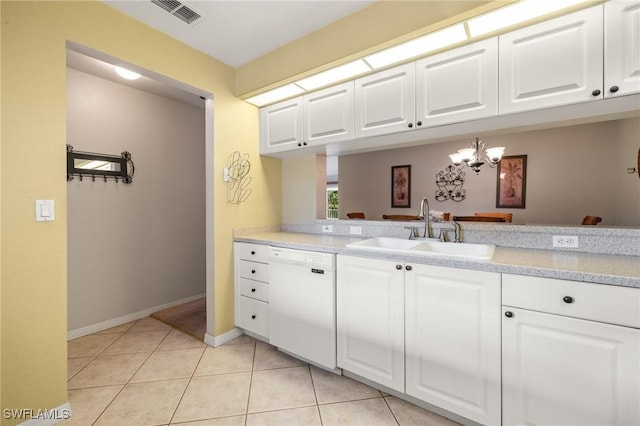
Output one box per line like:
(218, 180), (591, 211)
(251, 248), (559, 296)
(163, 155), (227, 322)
(239, 278), (269, 302)
(503, 274), (640, 328)
(238, 261), (269, 282)
(238, 296), (269, 338)
(236, 242), (269, 263)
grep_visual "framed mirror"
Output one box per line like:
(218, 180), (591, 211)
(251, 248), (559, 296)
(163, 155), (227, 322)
(67, 144), (134, 183)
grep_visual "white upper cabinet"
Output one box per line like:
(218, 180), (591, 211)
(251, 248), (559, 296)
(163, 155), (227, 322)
(354, 63), (416, 138)
(303, 81), (354, 145)
(260, 96), (304, 154)
(605, 0), (640, 97)
(499, 5), (604, 114)
(416, 38), (498, 127)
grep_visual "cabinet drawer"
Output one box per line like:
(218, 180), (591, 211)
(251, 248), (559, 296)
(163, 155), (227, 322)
(235, 242), (269, 263)
(503, 274), (640, 328)
(238, 261), (268, 282)
(237, 296), (269, 338)
(239, 278), (269, 302)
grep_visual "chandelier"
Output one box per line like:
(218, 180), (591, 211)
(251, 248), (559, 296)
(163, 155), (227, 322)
(449, 137), (505, 174)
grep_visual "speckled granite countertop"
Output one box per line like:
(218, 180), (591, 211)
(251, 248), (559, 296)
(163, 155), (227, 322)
(235, 232), (640, 288)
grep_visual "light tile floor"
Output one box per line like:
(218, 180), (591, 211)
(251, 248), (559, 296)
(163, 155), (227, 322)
(65, 317), (460, 426)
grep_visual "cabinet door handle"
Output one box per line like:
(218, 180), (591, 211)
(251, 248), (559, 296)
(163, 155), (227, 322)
(609, 85), (619, 93)
(407, 122), (413, 128)
(251, 250), (256, 255)
(297, 143), (302, 147)
(251, 288), (256, 292)
(416, 121), (422, 126)
(251, 269), (256, 274)
(251, 315), (256, 319)
(504, 311), (514, 318)
(303, 142), (307, 146)
(563, 296), (574, 304)
(405, 265), (413, 271)
(591, 89), (601, 96)
(395, 264), (402, 270)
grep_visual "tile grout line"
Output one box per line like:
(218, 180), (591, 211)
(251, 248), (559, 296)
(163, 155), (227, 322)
(243, 338), (258, 426)
(166, 332), (210, 426)
(306, 365), (325, 425)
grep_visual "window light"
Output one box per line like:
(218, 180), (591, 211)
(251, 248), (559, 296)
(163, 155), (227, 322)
(296, 60), (371, 91)
(364, 24), (468, 69)
(466, 0), (589, 37)
(244, 84), (305, 107)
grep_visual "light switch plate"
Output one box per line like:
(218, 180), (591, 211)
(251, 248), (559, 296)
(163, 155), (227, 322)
(35, 200), (55, 222)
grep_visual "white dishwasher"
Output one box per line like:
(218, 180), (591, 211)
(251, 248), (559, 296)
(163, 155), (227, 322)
(269, 246), (336, 370)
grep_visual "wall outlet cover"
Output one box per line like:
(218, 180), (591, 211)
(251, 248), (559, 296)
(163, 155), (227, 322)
(350, 226), (362, 235)
(552, 235), (579, 248)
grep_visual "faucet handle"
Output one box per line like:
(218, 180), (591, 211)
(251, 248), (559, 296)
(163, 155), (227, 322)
(404, 226), (420, 239)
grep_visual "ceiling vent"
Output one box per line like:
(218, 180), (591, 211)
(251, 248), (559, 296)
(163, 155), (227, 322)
(151, 0), (206, 25)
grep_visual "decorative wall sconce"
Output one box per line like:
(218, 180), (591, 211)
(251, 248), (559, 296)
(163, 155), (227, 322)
(449, 137), (505, 174)
(435, 165), (466, 202)
(225, 151), (252, 203)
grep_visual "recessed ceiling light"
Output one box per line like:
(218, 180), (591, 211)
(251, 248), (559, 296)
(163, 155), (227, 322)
(466, 0), (588, 37)
(114, 66), (141, 80)
(364, 24), (468, 69)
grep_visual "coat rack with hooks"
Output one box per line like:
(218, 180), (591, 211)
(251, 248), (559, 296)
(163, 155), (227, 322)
(66, 144), (135, 184)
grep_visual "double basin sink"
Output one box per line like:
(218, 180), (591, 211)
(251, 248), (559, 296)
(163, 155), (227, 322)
(345, 237), (495, 261)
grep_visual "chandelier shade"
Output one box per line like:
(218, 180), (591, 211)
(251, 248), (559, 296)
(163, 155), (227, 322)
(450, 137), (504, 174)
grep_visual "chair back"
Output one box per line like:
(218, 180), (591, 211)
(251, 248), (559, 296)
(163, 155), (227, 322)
(582, 215), (602, 225)
(382, 214), (420, 221)
(347, 212), (365, 219)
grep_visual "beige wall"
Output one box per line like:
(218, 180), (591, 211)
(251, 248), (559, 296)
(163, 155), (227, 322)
(1, 1), (281, 422)
(339, 118), (640, 226)
(67, 68), (206, 331)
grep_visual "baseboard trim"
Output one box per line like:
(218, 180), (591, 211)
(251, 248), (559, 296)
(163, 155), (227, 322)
(205, 327), (243, 347)
(16, 402), (71, 426)
(67, 293), (206, 340)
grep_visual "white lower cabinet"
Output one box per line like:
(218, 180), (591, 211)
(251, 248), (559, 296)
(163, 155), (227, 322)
(405, 265), (502, 425)
(337, 255), (502, 424)
(336, 255), (405, 392)
(233, 242), (270, 340)
(502, 274), (640, 426)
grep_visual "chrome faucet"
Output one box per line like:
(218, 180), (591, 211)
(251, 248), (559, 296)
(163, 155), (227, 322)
(419, 197), (432, 238)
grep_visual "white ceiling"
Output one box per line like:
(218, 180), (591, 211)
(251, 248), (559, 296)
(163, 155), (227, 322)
(103, 0), (375, 68)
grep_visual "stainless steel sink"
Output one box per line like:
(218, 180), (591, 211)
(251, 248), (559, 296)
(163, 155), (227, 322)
(346, 237), (495, 260)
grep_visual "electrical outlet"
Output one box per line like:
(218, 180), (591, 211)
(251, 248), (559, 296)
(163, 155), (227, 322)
(350, 226), (362, 235)
(322, 224), (333, 233)
(552, 235), (579, 248)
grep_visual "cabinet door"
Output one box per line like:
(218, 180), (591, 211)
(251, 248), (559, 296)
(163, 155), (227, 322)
(605, 0), (640, 97)
(304, 81), (354, 145)
(416, 38), (498, 127)
(499, 5), (603, 114)
(259, 96), (304, 154)
(502, 307), (640, 426)
(354, 63), (416, 138)
(405, 265), (501, 425)
(336, 255), (404, 392)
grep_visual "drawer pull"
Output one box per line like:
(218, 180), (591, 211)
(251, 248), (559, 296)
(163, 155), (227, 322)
(251, 269), (256, 274)
(563, 296), (574, 304)
(505, 311), (514, 318)
(251, 288), (256, 292)
(405, 265), (413, 271)
(251, 250), (256, 255)
(251, 315), (256, 319)
(395, 264), (402, 270)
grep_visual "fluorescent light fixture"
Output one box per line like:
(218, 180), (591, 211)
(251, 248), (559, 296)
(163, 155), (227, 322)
(114, 66), (141, 80)
(364, 24), (468, 69)
(296, 60), (371, 90)
(244, 83), (305, 107)
(467, 0), (588, 37)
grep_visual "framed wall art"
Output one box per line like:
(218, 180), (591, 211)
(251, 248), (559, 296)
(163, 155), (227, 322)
(496, 155), (527, 208)
(391, 165), (411, 208)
